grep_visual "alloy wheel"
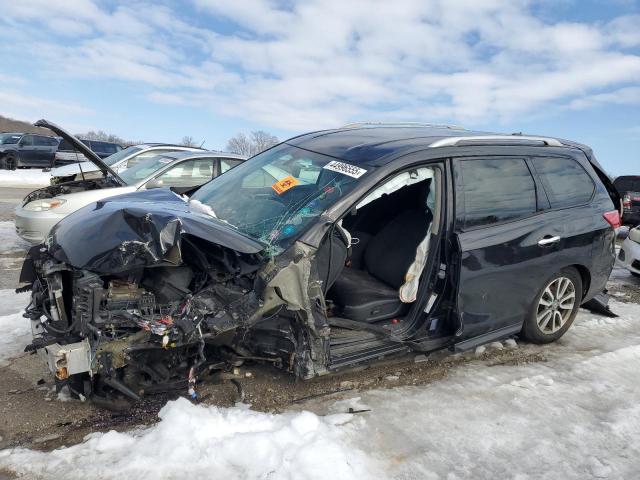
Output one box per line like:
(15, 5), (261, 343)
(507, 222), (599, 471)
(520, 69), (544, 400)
(536, 276), (576, 334)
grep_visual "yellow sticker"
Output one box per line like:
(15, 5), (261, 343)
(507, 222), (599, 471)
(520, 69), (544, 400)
(272, 175), (299, 195)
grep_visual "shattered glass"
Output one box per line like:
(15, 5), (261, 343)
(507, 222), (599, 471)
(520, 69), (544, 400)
(190, 144), (368, 255)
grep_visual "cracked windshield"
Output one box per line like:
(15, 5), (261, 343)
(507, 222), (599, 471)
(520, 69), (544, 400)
(190, 144), (367, 253)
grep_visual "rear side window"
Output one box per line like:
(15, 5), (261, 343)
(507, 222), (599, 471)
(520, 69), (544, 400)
(458, 158), (537, 228)
(532, 157), (594, 208)
(220, 158), (243, 173)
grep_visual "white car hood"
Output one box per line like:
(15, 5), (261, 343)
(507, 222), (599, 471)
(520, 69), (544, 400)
(51, 161), (99, 177)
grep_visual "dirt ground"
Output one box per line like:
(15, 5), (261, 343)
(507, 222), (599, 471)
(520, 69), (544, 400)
(0, 337), (547, 452)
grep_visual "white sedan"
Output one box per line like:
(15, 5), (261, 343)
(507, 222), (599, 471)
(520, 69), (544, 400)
(16, 151), (245, 243)
(50, 143), (206, 184)
(618, 226), (640, 277)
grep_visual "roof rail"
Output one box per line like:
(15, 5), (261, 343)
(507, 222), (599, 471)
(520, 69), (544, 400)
(340, 121), (465, 130)
(429, 135), (563, 148)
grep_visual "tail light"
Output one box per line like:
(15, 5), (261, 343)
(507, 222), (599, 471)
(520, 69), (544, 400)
(603, 210), (621, 229)
(623, 194), (631, 209)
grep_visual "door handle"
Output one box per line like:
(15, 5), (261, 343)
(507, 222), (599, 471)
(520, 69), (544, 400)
(538, 235), (561, 246)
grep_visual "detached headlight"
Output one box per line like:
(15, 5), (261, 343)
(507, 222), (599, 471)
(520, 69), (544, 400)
(24, 198), (67, 212)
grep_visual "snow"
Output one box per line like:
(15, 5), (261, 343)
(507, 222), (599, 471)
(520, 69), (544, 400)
(0, 399), (377, 479)
(0, 289), (31, 367)
(1, 293), (640, 478)
(0, 221), (30, 255)
(0, 169), (50, 187)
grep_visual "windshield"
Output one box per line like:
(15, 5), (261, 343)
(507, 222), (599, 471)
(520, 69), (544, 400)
(0, 134), (22, 145)
(191, 144), (369, 253)
(104, 145), (142, 165)
(119, 154), (175, 185)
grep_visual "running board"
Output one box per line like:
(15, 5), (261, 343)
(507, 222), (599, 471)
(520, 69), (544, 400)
(452, 324), (521, 352)
(328, 327), (410, 370)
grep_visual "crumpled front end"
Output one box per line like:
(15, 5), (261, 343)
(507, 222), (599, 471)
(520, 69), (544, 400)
(19, 190), (330, 407)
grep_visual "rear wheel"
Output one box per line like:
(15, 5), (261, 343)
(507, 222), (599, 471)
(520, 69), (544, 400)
(521, 267), (582, 343)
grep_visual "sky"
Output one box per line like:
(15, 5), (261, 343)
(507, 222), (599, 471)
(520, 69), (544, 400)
(0, 0), (639, 175)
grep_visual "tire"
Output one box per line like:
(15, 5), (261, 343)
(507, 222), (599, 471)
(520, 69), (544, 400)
(2, 153), (18, 170)
(521, 267), (582, 344)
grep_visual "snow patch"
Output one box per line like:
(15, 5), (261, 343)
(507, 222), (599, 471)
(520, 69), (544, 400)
(0, 398), (379, 479)
(0, 289), (31, 366)
(0, 169), (50, 187)
(189, 199), (217, 218)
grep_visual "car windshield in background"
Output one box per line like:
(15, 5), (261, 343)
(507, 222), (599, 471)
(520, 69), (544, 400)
(191, 144), (368, 253)
(104, 145), (142, 165)
(0, 133), (22, 144)
(118, 154), (174, 185)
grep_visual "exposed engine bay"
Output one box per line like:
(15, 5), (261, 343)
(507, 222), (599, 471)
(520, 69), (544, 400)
(23, 177), (121, 205)
(20, 189), (332, 409)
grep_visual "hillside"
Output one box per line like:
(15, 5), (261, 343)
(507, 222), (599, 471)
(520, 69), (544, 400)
(0, 114), (54, 136)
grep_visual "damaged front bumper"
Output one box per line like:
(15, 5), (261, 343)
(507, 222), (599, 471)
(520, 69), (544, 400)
(19, 190), (331, 406)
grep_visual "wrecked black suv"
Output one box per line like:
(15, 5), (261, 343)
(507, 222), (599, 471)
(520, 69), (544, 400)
(19, 123), (620, 406)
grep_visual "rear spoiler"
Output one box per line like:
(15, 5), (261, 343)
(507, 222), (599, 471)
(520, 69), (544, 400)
(34, 119), (125, 185)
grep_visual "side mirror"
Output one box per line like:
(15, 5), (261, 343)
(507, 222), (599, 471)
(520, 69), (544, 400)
(145, 178), (165, 189)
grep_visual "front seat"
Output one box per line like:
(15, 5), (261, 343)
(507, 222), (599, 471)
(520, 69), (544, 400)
(330, 208), (432, 322)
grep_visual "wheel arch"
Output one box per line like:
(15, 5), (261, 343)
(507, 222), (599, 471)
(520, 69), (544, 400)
(566, 264), (591, 301)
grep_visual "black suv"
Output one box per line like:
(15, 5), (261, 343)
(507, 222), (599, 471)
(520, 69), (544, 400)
(21, 123), (620, 405)
(614, 175), (640, 226)
(54, 138), (123, 166)
(0, 132), (59, 169)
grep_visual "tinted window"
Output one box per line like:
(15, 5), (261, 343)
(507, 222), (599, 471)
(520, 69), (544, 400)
(34, 136), (50, 146)
(614, 177), (640, 193)
(57, 139), (75, 151)
(20, 135), (34, 146)
(90, 141), (119, 154)
(459, 158), (537, 228)
(532, 157), (594, 208)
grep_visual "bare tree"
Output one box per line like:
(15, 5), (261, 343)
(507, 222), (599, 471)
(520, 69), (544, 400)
(181, 136), (199, 147)
(226, 131), (279, 157)
(76, 130), (140, 147)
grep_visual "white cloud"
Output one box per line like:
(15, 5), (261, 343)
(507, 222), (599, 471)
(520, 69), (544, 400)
(0, 0), (639, 131)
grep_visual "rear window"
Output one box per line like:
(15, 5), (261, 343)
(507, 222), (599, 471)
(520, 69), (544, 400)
(532, 157), (595, 208)
(458, 158), (537, 228)
(614, 177), (640, 193)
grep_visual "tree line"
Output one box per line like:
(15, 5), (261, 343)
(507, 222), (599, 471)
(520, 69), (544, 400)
(77, 130), (279, 157)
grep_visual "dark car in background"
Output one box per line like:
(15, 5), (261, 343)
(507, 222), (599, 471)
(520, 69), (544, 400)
(614, 175), (640, 226)
(53, 138), (123, 167)
(0, 132), (59, 169)
(21, 121), (621, 408)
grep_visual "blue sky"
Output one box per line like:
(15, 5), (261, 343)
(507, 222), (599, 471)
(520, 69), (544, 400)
(0, 0), (638, 175)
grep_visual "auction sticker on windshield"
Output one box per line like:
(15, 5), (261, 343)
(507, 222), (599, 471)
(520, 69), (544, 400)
(323, 161), (367, 179)
(272, 175), (300, 194)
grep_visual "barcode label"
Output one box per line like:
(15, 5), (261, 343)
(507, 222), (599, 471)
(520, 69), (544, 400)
(323, 161), (367, 179)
